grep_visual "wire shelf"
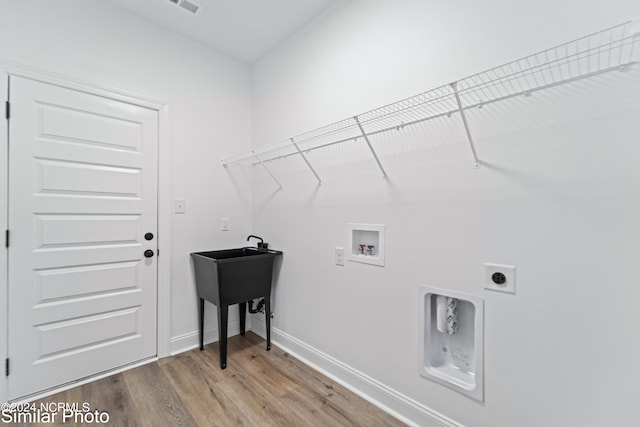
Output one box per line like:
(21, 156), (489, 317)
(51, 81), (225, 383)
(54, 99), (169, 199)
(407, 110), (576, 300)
(222, 20), (639, 185)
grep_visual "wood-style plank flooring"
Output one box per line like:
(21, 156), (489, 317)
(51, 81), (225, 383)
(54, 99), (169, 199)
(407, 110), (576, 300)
(23, 332), (406, 426)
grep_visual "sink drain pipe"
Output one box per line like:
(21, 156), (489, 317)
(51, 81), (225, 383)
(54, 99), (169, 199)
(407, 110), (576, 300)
(248, 298), (265, 314)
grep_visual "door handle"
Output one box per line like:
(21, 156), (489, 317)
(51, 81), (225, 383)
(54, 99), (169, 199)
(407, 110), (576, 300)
(144, 249), (155, 258)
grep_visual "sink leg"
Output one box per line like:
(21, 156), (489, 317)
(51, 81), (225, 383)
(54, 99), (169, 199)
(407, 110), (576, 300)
(265, 298), (271, 351)
(199, 298), (205, 351)
(239, 302), (246, 336)
(217, 304), (229, 369)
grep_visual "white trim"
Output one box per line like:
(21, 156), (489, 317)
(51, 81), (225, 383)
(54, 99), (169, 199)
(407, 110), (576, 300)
(156, 103), (172, 358)
(0, 72), (8, 404)
(169, 319), (243, 356)
(250, 317), (462, 427)
(0, 59), (172, 394)
(0, 59), (165, 110)
(11, 357), (157, 404)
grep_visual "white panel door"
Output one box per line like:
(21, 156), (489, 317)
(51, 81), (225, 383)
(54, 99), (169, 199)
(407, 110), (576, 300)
(7, 76), (158, 399)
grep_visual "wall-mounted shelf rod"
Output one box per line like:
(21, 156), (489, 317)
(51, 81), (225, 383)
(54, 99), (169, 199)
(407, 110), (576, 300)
(224, 57), (633, 167)
(292, 138), (321, 184)
(222, 21), (639, 179)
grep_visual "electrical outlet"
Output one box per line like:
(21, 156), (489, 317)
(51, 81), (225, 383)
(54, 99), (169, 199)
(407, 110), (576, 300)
(221, 217), (229, 231)
(484, 263), (516, 294)
(335, 247), (344, 266)
(174, 198), (186, 214)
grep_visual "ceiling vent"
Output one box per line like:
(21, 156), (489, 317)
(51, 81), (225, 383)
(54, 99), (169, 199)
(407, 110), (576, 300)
(168, 0), (200, 15)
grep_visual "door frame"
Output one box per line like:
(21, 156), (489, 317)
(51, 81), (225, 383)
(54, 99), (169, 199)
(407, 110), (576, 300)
(0, 60), (172, 403)
(1, 69), (8, 404)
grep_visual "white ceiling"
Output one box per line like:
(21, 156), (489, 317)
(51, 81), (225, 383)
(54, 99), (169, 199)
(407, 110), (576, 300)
(102, 0), (341, 63)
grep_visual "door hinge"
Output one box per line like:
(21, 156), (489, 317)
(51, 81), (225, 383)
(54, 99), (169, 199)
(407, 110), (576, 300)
(5, 101), (9, 120)
(5, 358), (8, 376)
(5, 230), (8, 248)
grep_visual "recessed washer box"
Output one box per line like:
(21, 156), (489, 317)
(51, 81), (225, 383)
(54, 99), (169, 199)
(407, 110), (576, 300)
(418, 287), (484, 401)
(348, 223), (385, 266)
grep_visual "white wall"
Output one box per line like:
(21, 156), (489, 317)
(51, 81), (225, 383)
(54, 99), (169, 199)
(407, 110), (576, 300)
(0, 0), (253, 376)
(1, 1), (639, 424)
(251, 1), (640, 426)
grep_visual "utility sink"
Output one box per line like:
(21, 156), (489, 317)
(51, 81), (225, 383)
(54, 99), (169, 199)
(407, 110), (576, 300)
(191, 247), (282, 369)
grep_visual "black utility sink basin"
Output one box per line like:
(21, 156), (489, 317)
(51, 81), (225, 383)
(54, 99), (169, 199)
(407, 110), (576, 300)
(191, 247), (282, 369)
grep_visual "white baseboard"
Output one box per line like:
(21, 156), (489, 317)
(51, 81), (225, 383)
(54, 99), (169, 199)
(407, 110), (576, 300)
(169, 318), (242, 356)
(12, 316), (461, 427)
(251, 315), (462, 427)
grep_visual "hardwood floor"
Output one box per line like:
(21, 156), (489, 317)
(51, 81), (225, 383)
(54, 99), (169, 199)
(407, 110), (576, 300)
(23, 332), (406, 426)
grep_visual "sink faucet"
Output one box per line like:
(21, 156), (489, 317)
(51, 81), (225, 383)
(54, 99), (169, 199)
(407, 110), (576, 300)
(246, 235), (263, 245)
(246, 235), (268, 250)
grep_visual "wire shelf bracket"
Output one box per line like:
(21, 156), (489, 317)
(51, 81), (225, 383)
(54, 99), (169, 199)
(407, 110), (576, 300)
(292, 138), (322, 185)
(253, 150), (282, 191)
(222, 20), (639, 185)
(451, 81), (481, 169)
(354, 115), (388, 179)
